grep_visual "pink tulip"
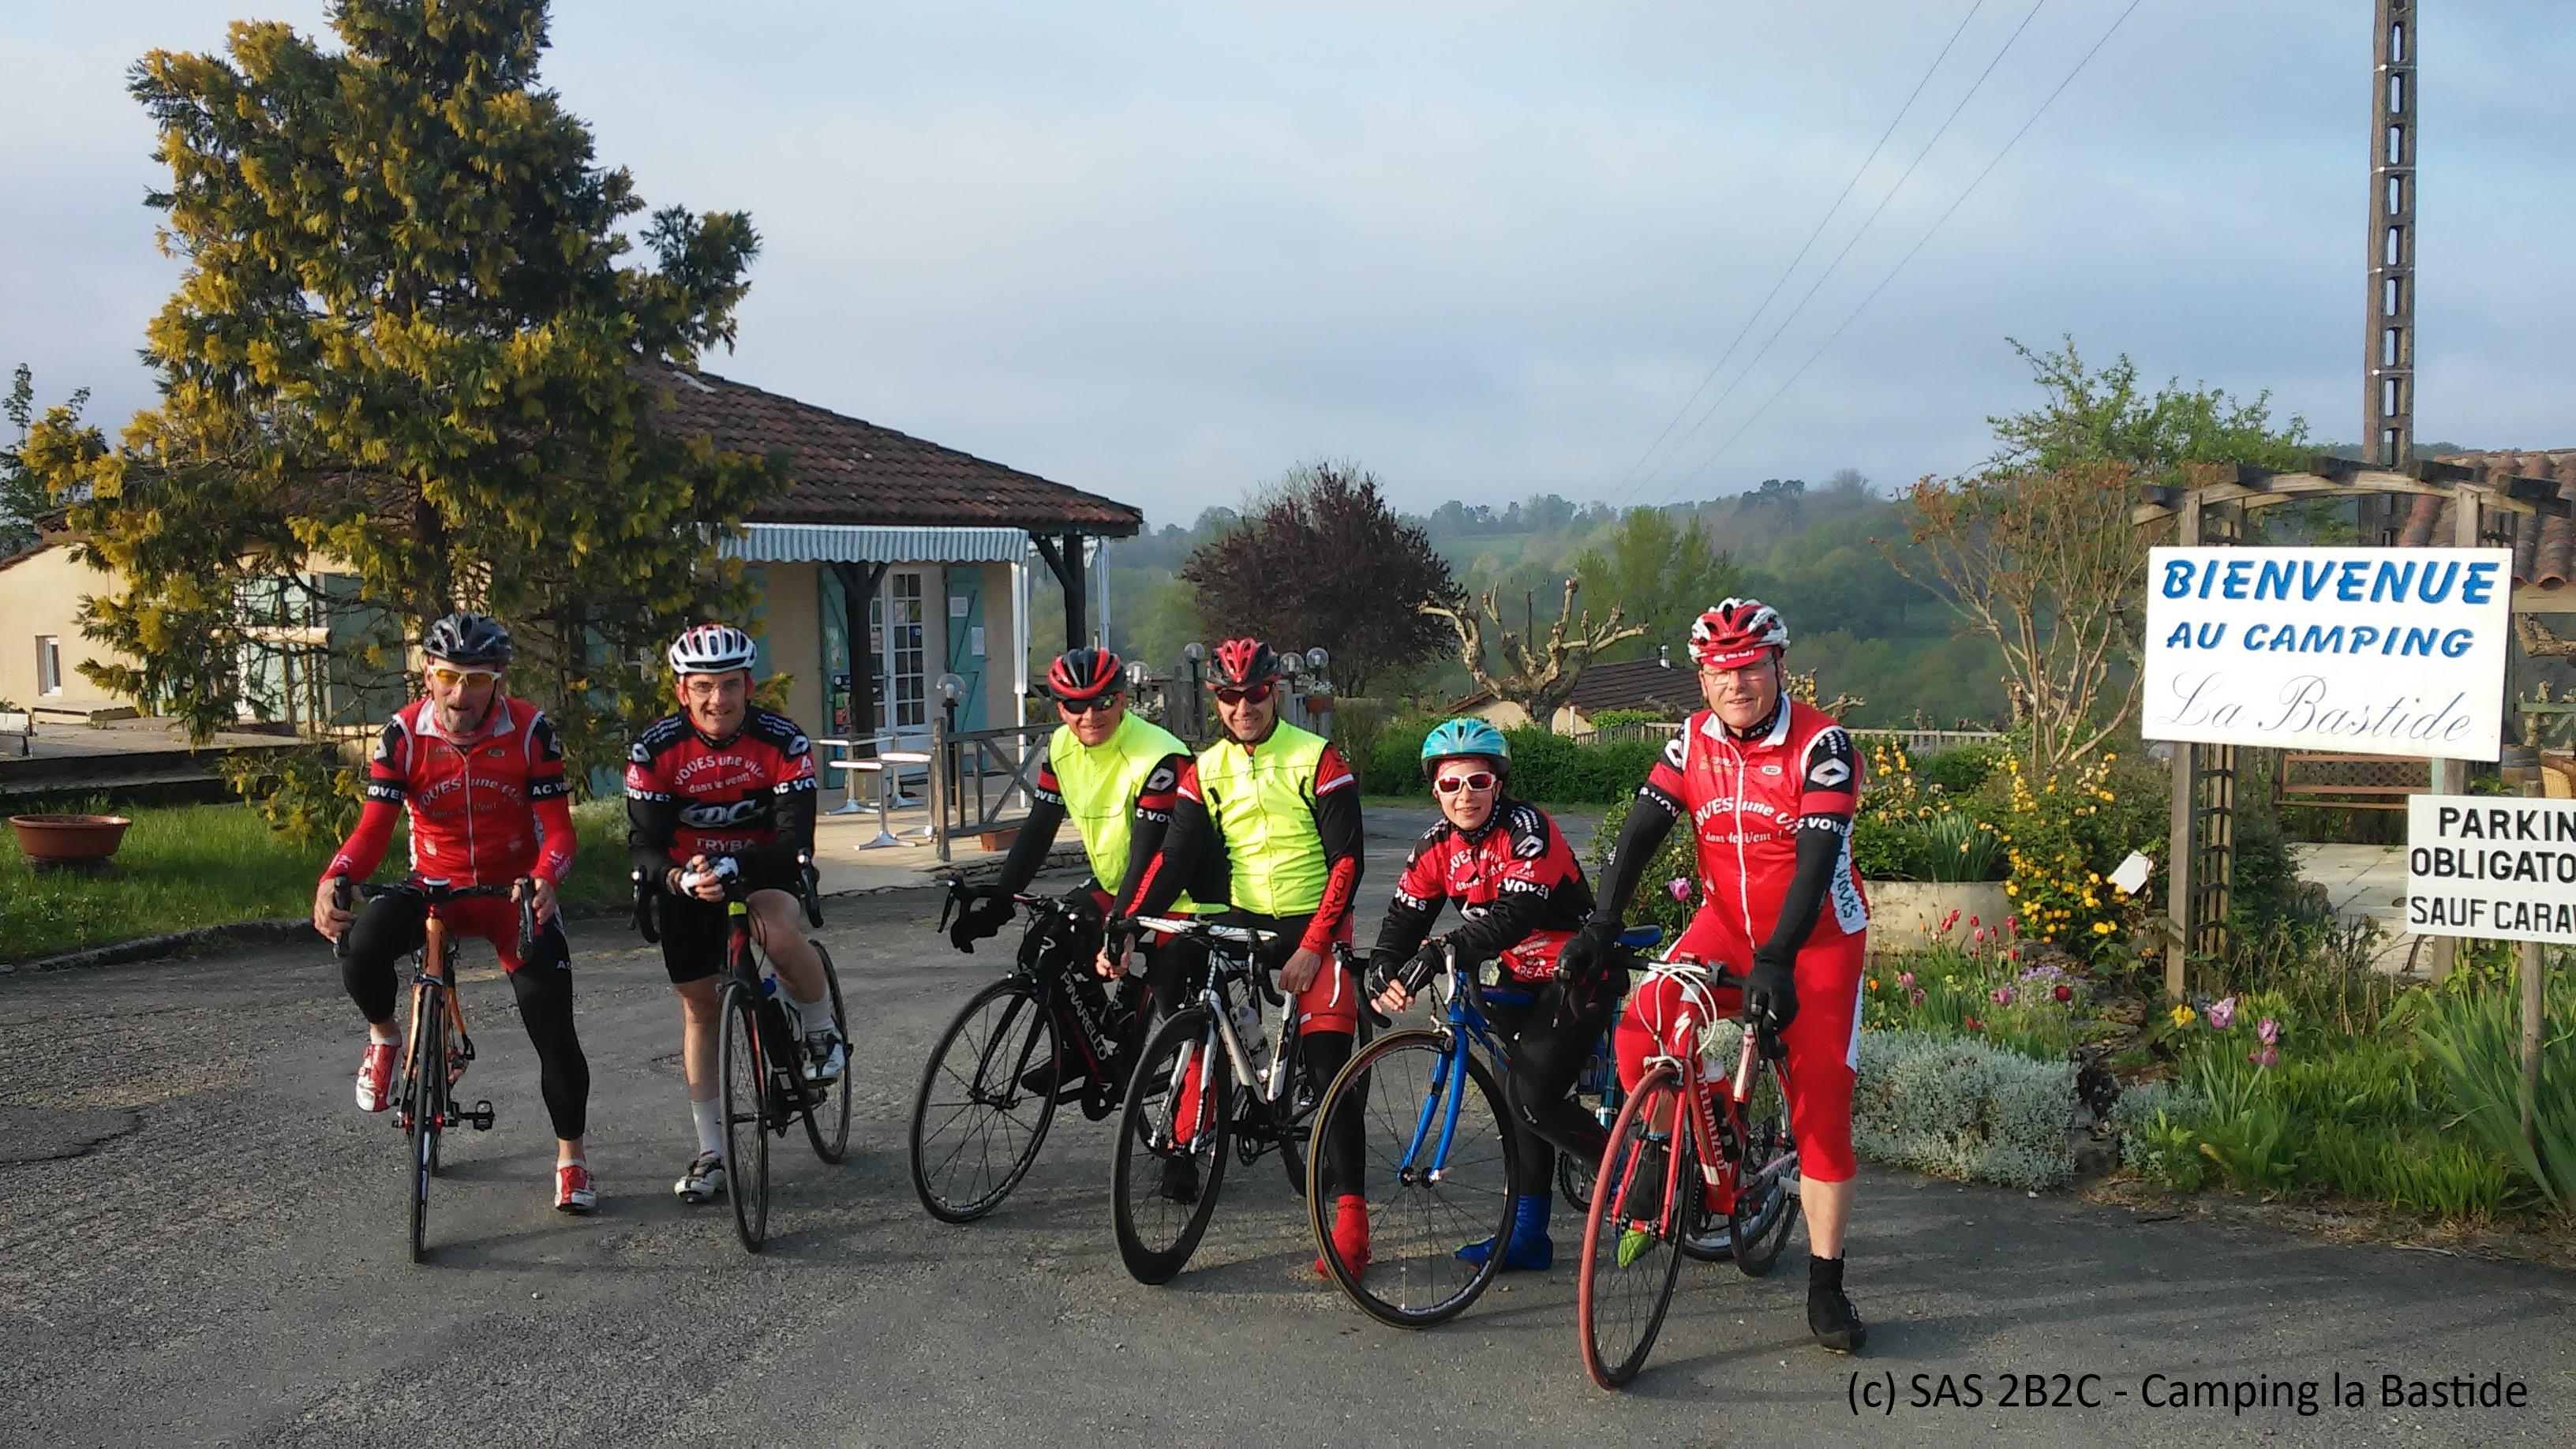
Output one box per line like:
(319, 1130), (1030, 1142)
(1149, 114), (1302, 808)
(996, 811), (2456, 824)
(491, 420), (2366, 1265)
(2207, 996), (2237, 1031)
(1939, 908), (1961, 934)
(2248, 1044), (2279, 1069)
(1897, 972), (1915, 989)
(1910, 987), (1926, 1006)
(1990, 987), (2012, 1006)
(2257, 1017), (2280, 1047)
(1968, 915), (1981, 930)
(1665, 877), (1691, 903)
(2005, 915), (2019, 934)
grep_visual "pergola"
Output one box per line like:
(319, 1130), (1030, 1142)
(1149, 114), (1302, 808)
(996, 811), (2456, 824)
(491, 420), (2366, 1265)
(2131, 453), (2576, 997)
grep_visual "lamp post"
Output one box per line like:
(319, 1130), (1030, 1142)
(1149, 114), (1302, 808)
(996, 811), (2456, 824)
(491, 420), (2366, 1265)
(1182, 641), (1206, 741)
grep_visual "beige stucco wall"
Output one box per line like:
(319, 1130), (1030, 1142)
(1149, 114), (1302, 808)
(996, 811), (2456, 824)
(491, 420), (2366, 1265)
(0, 545), (133, 711)
(754, 562), (824, 736)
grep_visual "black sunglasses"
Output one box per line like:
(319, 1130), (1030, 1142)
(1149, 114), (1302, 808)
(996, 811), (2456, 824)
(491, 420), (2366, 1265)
(1058, 694), (1120, 714)
(1213, 683), (1275, 707)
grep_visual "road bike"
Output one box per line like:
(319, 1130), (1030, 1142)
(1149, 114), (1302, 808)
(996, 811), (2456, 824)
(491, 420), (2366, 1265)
(1305, 928), (1655, 1327)
(634, 855), (843, 1253)
(1576, 955), (1803, 1390)
(334, 877), (532, 1265)
(910, 883), (1138, 1222)
(1109, 915), (1366, 1284)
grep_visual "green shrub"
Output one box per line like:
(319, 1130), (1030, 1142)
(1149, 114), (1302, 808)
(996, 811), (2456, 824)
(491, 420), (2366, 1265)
(219, 741), (363, 847)
(1500, 725), (1662, 803)
(1366, 710), (1437, 793)
(1848, 1028), (2078, 1190)
(2409, 974), (2576, 1212)
(1915, 743), (2003, 796)
(1587, 707), (1668, 731)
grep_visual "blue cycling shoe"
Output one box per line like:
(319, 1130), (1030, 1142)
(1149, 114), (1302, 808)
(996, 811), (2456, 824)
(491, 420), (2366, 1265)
(1456, 1194), (1555, 1271)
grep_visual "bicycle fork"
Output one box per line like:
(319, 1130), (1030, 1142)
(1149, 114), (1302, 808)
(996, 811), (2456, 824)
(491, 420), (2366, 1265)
(1397, 1032), (1469, 1185)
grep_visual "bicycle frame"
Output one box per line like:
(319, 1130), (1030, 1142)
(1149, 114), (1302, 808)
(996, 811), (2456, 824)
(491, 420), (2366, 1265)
(1622, 962), (1792, 1236)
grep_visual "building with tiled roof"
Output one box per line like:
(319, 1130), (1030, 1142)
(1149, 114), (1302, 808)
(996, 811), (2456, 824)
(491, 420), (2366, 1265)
(2382, 449), (2576, 601)
(1448, 650), (1702, 733)
(0, 371), (1143, 748)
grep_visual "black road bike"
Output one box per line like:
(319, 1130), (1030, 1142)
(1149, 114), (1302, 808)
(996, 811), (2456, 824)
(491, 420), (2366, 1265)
(334, 877), (532, 1265)
(911, 883), (1137, 1222)
(634, 855), (843, 1253)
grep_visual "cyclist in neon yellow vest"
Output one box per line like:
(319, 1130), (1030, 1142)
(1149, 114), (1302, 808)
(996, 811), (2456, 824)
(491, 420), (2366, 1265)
(1129, 638), (1370, 1276)
(950, 647), (1207, 1097)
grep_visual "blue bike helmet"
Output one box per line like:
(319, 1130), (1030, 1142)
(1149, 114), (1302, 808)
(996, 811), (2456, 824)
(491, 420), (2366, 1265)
(1420, 717), (1510, 779)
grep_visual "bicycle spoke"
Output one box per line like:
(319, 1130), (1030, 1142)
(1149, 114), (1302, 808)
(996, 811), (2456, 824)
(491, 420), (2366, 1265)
(910, 979), (1059, 1222)
(1579, 1070), (1689, 1389)
(1314, 1032), (1516, 1327)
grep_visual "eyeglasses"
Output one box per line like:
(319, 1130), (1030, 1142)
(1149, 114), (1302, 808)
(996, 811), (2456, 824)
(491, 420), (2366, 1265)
(427, 666), (500, 687)
(1432, 771), (1498, 796)
(1058, 694), (1120, 715)
(1213, 684), (1274, 707)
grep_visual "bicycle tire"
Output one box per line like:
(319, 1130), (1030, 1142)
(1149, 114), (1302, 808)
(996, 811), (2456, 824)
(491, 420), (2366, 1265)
(1576, 1063), (1690, 1391)
(803, 941), (854, 1163)
(1110, 1006), (1230, 1285)
(1309, 1028), (1517, 1330)
(908, 976), (1061, 1223)
(406, 1011), (440, 1266)
(720, 981), (773, 1252)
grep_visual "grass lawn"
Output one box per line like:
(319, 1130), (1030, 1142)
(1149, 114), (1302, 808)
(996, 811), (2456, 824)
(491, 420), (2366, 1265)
(1, 799), (634, 965)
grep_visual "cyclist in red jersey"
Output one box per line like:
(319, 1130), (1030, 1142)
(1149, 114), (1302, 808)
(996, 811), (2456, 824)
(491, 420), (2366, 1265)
(1366, 718), (1609, 1272)
(1556, 598), (1870, 1353)
(626, 623), (836, 1206)
(312, 612), (595, 1214)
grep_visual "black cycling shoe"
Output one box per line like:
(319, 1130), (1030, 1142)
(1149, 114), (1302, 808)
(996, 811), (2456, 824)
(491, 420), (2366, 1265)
(1017, 1061), (1091, 1099)
(1807, 1256), (1867, 1354)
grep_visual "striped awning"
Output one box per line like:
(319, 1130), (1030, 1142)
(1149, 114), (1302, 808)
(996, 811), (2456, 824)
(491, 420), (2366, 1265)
(721, 523), (1030, 564)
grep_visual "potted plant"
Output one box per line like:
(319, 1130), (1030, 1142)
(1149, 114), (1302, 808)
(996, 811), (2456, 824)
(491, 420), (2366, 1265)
(9, 811), (134, 867)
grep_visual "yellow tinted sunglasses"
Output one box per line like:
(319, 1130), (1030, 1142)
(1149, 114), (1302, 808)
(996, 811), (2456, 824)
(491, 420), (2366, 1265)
(427, 665), (500, 687)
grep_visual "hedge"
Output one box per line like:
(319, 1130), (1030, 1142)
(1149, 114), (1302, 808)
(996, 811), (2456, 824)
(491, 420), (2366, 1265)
(1365, 717), (1661, 804)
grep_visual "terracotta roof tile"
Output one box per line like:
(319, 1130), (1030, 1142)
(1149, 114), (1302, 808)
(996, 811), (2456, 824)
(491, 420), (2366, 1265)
(648, 368), (1142, 536)
(2388, 449), (2576, 594)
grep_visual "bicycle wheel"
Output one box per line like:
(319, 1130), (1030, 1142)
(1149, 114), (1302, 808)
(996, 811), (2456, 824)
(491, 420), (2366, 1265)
(1310, 1029), (1515, 1329)
(719, 981), (773, 1252)
(405, 1017), (441, 1266)
(1729, 1055), (1801, 1278)
(1110, 1006), (1230, 1284)
(1577, 1064), (1690, 1390)
(803, 941), (853, 1163)
(908, 976), (1061, 1223)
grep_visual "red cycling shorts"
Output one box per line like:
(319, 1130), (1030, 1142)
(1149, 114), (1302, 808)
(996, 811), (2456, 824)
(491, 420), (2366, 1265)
(1612, 911), (1866, 1185)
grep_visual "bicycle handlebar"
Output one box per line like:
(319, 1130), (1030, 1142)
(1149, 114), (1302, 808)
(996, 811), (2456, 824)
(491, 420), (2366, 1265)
(336, 877), (537, 962)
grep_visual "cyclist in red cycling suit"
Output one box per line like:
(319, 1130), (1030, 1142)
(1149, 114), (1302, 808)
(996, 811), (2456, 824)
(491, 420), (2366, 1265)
(627, 623), (836, 1206)
(1558, 598), (1870, 1353)
(1366, 718), (1608, 1272)
(312, 612), (594, 1214)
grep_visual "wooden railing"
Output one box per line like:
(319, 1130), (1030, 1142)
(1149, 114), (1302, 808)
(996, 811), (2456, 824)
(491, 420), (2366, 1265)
(927, 718), (1052, 862)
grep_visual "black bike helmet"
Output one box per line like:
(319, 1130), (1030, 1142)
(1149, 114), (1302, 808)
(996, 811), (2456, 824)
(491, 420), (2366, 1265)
(422, 612), (513, 667)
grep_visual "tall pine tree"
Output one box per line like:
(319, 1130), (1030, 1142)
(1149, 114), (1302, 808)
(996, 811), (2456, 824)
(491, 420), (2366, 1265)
(24, 0), (784, 779)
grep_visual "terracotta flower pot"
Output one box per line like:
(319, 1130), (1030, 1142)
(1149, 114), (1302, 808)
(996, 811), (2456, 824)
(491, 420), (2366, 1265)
(9, 813), (133, 864)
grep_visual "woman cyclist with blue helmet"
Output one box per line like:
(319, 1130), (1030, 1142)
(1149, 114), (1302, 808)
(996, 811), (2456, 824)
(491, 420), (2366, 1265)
(1364, 718), (1615, 1271)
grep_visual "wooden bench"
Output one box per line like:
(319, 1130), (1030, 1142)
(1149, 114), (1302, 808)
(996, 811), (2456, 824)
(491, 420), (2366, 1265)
(2275, 752), (2430, 812)
(0, 710), (29, 757)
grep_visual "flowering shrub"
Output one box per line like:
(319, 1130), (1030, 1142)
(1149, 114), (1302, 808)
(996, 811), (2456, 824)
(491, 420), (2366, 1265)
(1860, 919), (2098, 1062)
(1852, 741), (2005, 882)
(1993, 751), (2149, 964)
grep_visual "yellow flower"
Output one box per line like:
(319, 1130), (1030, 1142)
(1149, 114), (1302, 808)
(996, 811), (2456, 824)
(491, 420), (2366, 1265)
(2092, 921), (2114, 935)
(1868, 978), (1881, 991)
(2170, 1003), (2196, 1027)
(2003, 882), (2018, 896)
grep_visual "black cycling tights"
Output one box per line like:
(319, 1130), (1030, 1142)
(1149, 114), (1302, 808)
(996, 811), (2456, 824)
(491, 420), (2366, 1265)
(1491, 978), (1621, 1198)
(1140, 931), (1365, 1197)
(340, 895), (591, 1141)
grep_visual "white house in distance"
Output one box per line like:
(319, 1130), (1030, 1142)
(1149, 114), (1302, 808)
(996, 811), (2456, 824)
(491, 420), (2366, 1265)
(0, 367), (1143, 749)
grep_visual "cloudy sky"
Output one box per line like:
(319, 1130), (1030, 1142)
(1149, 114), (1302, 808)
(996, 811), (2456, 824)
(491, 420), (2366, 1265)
(4, 2), (2570, 526)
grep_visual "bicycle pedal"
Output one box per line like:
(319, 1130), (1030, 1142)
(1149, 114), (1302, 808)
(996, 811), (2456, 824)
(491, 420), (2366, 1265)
(468, 1100), (496, 1130)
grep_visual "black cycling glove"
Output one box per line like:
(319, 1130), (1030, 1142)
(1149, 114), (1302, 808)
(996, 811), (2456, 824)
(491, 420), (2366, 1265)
(1366, 942), (1444, 1001)
(1554, 918), (1621, 991)
(949, 890), (1014, 953)
(1744, 945), (1799, 1033)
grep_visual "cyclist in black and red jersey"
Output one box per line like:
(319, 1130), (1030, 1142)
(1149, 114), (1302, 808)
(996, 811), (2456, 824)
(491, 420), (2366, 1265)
(312, 612), (596, 1215)
(1366, 717), (1609, 1273)
(626, 623), (837, 1206)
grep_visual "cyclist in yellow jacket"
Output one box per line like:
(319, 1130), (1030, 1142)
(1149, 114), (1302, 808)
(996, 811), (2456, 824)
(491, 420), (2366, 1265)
(949, 647), (1209, 1097)
(1127, 637), (1368, 1275)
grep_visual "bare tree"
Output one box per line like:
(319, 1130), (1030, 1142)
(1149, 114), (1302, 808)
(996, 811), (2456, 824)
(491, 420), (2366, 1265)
(1422, 575), (1645, 723)
(1885, 460), (2145, 771)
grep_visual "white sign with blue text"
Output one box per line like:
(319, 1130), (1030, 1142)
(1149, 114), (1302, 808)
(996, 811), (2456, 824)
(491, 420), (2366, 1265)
(2143, 546), (2510, 761)
(2406, 796), (2576, 944)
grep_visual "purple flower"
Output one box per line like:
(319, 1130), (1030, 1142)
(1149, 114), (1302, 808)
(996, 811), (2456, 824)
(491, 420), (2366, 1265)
(1990, 987), (2012, 1006)
(2207, 995), (2237, 1031)
(1909, 987), (1926, 1006)
(1897, 972), (1916, 990)
(2248, 1044), (2279, 1069)
(1665, 877), (1692, 903)
(2257, 1017), (2280, 1047)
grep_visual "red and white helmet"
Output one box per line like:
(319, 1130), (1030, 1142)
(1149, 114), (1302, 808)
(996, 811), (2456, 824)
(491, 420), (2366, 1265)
(1209, 638), (1284, 690)
(1046, 646), (1123, 702)
(1687, 598), (1788, 670)
(668, 622), (758, 676)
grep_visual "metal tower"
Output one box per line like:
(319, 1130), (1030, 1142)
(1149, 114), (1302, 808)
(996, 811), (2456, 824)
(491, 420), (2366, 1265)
(2366, 0), (2417, 473)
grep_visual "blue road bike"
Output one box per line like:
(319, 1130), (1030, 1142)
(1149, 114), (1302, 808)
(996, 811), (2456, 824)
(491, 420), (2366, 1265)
(1306, 926), (1663, 1328)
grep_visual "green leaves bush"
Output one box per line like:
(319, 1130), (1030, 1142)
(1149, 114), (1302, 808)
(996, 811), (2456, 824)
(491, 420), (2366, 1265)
(1373, 718), (1661, 804)
(2407, 974), (2576, 1212)
(1849, 1028), (2078, 1191)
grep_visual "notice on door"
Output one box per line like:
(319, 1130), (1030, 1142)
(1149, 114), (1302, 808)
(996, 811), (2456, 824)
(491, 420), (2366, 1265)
(2406, 795), (2576, 943)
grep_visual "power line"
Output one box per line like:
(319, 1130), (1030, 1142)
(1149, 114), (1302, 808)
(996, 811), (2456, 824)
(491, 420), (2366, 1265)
(1600, 1), (1990, 511)
(1623, 0), (2054, 510)
(1656, 0), (2147, 504)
